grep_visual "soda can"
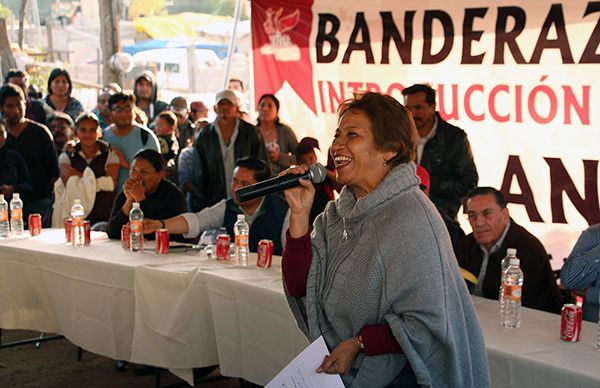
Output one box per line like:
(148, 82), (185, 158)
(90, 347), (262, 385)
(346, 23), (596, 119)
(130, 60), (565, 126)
(560, 304), (582, 342)
(83, 220), (91, 245)
(64, 218), (73, 243)
(216, 234), (231, 261)
(155, 229), (169, 254)
(257, 239), (274, 268)
(121, 223), (130, 250)
(28, 213), (42, 236)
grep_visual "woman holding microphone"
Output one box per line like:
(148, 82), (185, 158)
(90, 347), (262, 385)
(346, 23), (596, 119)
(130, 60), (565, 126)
(281, 92), (489, 387)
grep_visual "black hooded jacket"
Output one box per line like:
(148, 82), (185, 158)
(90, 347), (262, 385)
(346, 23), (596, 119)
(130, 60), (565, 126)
(133, 70), (168, 123)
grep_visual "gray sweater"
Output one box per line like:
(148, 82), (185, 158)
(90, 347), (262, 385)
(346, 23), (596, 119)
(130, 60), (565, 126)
(285, 163), (490, 387)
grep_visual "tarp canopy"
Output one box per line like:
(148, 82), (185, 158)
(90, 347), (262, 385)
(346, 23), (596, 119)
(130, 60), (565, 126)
(133, 12), (232, 39)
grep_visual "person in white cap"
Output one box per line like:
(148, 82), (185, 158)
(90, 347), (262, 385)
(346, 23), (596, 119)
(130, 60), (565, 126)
(190, 90), (268, 212)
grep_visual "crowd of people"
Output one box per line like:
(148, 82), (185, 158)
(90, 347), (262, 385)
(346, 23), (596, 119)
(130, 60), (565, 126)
(1, 66), (598, 386)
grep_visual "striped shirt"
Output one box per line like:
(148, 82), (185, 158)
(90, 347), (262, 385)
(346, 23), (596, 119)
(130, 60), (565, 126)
(562, 224), (600, 289)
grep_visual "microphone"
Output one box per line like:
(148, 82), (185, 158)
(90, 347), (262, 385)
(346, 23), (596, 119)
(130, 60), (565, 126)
(235, 163), (327, 202)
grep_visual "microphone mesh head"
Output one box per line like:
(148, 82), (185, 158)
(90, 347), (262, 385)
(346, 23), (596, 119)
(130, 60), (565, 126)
(308, 163), (327, 183)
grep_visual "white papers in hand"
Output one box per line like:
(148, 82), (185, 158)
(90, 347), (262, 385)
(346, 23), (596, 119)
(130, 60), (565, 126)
(266, 336), (344, 388)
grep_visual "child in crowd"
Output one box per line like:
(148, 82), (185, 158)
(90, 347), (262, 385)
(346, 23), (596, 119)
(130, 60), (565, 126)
(295, 137), (334, 224)
(154, 110), (179, 183)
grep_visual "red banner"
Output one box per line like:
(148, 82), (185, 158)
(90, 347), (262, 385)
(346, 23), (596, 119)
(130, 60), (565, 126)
(252, 0), (316, 113)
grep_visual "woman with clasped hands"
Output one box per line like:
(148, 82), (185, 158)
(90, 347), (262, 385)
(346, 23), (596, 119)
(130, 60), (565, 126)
(281, 92), (490, 388)
(106, 149), (186, 241)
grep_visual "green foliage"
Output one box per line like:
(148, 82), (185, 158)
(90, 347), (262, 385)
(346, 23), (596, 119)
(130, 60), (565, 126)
(2, 0), (54, 25)
(0, 4), (14, 19)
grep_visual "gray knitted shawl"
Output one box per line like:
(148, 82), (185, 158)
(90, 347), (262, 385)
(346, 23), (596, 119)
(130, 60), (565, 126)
(285, 163), (490, 387)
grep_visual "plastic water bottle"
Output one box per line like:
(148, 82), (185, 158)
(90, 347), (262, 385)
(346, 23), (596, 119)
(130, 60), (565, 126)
(499, 248), (518, 325)
(0, 194), (9, 238)
(501, 258), (524, 328)
(234, 214), (249, 266)
(9, 193), (24, 235)
(129, 202), (144, 252)
(70, 199), (85, 247)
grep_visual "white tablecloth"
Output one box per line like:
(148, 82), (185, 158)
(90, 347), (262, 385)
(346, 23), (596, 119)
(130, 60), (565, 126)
(203, 257), (309, 384)
(0, 229), (219, 384)
(2, 229), (600, 387)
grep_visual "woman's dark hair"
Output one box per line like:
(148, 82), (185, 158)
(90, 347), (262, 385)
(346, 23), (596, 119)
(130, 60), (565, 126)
(47, 68), (73, 97)
(74, 112), (100, 129)
(256, 94), (281, 126)
(338, 92), (417, 167)
(134, 149), (165, 172)
(235, 157), (271, 182)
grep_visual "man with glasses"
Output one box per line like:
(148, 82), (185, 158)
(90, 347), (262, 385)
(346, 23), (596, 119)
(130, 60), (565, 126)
(455, 186), (562, 313)
(102, 93), (160, 193)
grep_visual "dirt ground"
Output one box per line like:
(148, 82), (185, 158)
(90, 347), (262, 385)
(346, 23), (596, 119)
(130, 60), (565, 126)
(0, 330), (247, 388)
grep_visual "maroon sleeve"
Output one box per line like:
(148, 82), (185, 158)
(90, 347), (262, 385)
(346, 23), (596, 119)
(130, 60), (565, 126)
(281, 229), (313, 297)
(359, 324), (403, 356)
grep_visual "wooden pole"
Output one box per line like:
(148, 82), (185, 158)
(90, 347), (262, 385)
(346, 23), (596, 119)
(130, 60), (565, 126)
(18, 0), (27, 50)
(0, 18), (17, 77)
(45, 18), (54, 62)
(98, 0), (120, 85)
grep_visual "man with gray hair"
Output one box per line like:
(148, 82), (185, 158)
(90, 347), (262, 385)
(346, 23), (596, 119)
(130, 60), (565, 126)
(455, 186), (562, 313)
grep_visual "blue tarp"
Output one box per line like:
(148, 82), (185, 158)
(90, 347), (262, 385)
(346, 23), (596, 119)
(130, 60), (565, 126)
(122, 40), (229, 59)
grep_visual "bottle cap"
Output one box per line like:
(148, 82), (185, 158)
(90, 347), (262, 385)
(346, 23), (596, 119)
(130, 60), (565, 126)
(237, 214), (245, 221)
(507, 248), (517, 256)
(13, 193), (20, 198)
(74, 199), (81, 205)
(133, 202), (140, 208)
(0, 194), (4, 201)
(509, 258), (520, 265)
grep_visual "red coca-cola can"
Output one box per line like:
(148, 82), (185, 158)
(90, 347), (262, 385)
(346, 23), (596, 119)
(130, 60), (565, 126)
(155, 229), (169, 254)
(216, 234), (231, 261)
(561, 304), (582, 342)
(28, 213), (42, 236)
(257, 239), (273, 268)
(121, 223), (130, 250)
(83, 220), (91, 245)
(64, 218), (72, 243)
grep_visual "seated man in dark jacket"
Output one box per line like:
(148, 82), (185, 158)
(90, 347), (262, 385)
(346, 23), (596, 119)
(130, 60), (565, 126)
(107, 149), (186, 241)
(455, 186), (563, 313)
(143, 157), (289, 255)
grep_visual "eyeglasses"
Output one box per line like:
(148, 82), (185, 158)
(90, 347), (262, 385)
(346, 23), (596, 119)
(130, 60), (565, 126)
(466, 208), (503, 221)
